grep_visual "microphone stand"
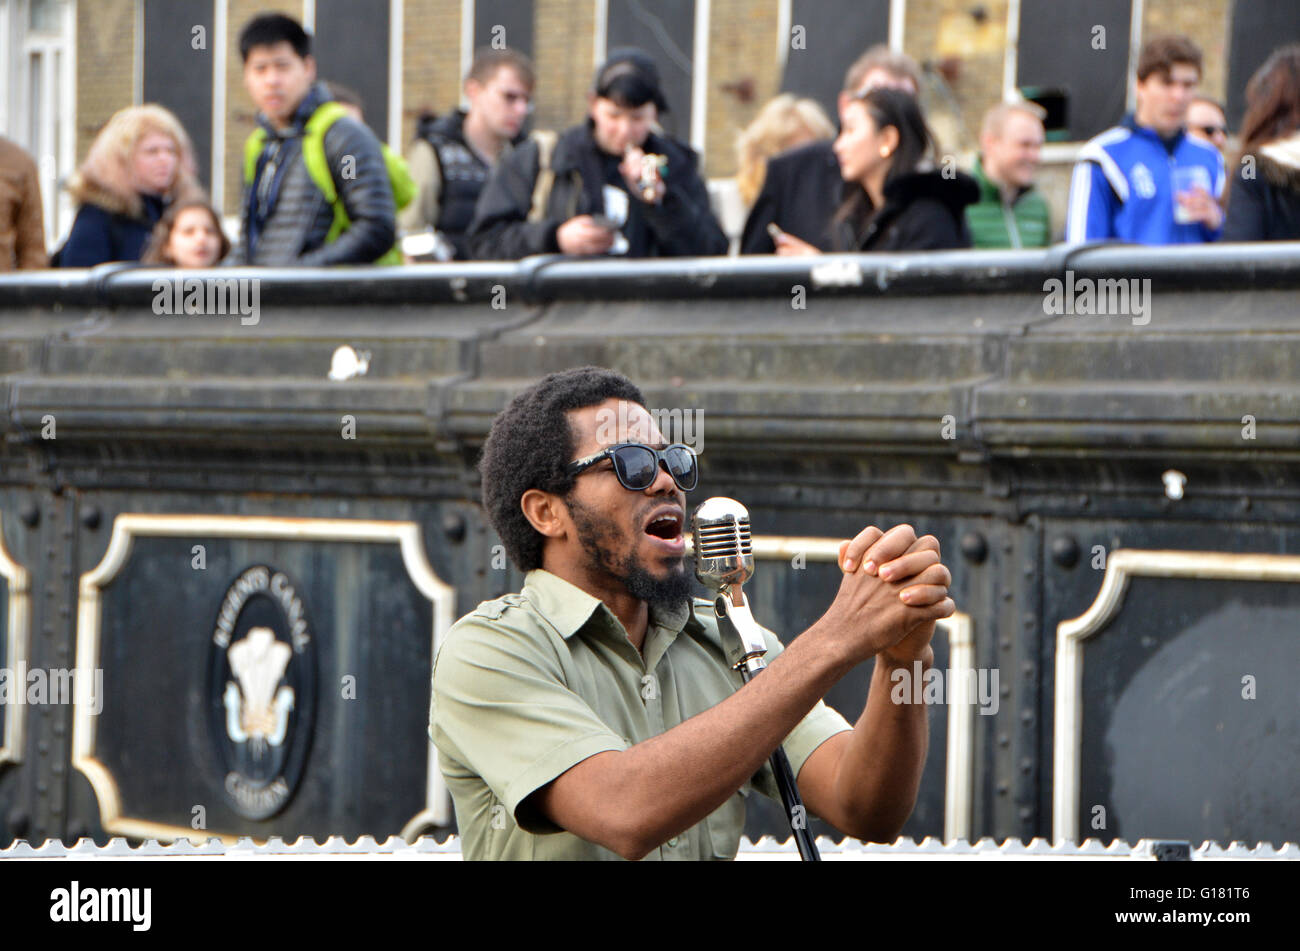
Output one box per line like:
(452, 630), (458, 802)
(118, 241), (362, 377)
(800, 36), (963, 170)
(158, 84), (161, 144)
(712, 586), (821, 862)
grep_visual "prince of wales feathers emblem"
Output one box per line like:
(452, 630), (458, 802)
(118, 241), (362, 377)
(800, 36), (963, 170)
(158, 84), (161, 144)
(223, 627), (295, 758)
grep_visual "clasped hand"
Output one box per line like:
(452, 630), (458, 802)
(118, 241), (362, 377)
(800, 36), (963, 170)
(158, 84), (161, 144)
(825, 524), (955, 667)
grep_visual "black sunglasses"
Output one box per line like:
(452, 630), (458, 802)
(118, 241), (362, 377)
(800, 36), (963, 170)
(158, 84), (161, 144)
(565, 442), (698, 492)
(1196, 125), (1227, 137)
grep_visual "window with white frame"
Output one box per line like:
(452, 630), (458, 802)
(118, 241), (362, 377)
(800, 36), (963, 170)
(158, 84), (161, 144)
(0, 0), (76, 247)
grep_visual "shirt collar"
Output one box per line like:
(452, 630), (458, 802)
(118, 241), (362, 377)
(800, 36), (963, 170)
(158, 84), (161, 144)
(523, 568), (695, 641)
(1122, 112), (1185, 154)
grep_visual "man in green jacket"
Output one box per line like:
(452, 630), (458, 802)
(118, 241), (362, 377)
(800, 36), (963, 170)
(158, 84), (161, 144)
(965, 101), (1051, 249)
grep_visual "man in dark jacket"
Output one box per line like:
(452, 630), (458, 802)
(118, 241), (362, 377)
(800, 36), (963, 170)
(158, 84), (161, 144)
(468, 49), (727, 260)
(228, 13), (395, 266)
(400, 48), (533, 260)
(741, 45), (920, 254)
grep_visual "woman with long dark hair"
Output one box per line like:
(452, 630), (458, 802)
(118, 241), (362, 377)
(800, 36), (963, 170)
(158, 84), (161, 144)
(1224, 45), (1300, 241)
(774, 88), (977, 254)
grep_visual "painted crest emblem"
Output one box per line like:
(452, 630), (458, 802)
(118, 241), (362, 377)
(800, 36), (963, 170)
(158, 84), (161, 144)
(1132, 162), (1156, 199)
(209, 565), (316, 820)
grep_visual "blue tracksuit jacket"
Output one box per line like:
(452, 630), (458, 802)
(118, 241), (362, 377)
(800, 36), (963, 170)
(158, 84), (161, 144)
(1066, 114), (1225, 244)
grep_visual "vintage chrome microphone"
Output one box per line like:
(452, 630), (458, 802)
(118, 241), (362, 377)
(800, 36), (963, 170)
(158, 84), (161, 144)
(691, 497), (820, 862)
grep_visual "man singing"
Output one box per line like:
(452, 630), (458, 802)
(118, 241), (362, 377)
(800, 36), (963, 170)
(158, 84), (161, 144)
(429, 366), (954, 860)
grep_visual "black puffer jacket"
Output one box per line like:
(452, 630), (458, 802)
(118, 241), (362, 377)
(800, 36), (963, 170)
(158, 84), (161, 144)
(467, 120), (728, 260)
(230, 82), (395, 265)
(832, 169), (979, 252)
(1223, 132), (1300, 241)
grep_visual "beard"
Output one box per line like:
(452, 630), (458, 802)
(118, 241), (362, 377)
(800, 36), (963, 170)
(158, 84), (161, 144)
(567, 495), (696, 609)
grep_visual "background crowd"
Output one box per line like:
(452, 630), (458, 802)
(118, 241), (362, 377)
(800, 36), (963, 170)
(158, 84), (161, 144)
(1, 11), (1299, 272)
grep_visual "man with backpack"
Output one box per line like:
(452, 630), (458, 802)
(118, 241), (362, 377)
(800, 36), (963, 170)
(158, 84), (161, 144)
(228, 13), (397, 266)
(468, 49), (728, 260)
(399, 48), (534, 260)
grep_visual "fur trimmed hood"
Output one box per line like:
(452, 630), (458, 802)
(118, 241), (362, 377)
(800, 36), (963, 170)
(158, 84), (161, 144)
(1258, 131), (1300, 193)
(66, 169), (148, 218)
(66, 159), (200, 221)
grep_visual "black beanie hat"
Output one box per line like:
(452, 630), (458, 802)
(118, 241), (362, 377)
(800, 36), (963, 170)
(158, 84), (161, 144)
(593, 47), (669, 112)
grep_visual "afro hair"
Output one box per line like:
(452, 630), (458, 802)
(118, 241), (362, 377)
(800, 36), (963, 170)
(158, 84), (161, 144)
(479, 366), (645, 572)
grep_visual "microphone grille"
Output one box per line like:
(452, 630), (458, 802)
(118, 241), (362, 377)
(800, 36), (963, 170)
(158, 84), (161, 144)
(691, 497), (756, 591)
(694, 516), (752, 559)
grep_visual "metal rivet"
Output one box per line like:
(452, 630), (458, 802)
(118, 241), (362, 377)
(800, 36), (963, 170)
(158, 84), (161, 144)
(442, 512), (467, 543)
(1050, 535), (1079, 568)
(960, 532), (988, 564)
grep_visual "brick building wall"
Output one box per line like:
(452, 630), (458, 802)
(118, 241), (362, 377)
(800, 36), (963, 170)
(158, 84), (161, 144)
(75, 0), (136, 164)
(401, 0), (461, 152)
(702, 0), (780, 178)
(69, 0), (1250, 234)
(906, 0), (1009, 161)
(531, 0), (597, 136)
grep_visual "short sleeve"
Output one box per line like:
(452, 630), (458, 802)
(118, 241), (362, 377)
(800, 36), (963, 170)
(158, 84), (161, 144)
(430, 617), (629, 833)
(747, 626), (853, 802)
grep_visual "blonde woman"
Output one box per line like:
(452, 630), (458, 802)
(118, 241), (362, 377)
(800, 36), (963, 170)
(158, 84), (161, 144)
(735, 94), (835, 209)
(58, 105), (200, 267)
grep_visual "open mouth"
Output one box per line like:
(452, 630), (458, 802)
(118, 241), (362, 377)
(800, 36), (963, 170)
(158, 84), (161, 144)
(644, 508), (684, 544)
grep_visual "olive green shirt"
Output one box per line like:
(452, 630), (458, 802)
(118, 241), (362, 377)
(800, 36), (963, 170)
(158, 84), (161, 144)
(429, 568), (853, 860)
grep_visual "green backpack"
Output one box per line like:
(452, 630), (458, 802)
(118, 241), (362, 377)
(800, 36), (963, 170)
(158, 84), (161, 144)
(243, 101), (416, 266)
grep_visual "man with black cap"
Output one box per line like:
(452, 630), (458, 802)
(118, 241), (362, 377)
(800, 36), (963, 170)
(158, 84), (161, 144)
(467, 49), (728, 260)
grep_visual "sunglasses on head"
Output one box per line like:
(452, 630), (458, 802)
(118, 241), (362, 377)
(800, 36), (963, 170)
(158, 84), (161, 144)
(565, 442), (699, 492)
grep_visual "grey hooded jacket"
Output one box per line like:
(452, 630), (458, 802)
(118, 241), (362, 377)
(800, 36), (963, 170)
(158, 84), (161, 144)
(229, 82), (395, 266)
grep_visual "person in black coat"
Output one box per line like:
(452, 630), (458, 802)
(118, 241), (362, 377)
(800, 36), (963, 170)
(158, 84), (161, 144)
(739, 139), (843, 253)
(1224, 45), (1300, 242)
(468, 49), (727, 260)
(772, 88), (977, 255)
(739, 43), (923, 254)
